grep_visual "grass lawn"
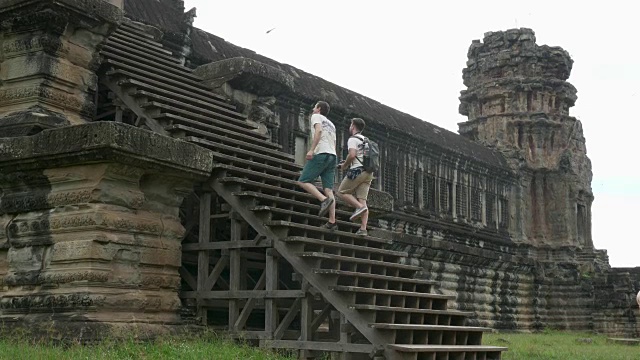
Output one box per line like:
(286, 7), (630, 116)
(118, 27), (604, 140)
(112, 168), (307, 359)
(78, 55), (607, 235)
(0, 334), (294, 360)
(0, 331), (638, 359)
(484, 330), (640, 360)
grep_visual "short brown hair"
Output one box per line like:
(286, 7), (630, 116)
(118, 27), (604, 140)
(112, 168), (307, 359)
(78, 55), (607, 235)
(351, 118), (365, 132)
(316, 101), (330, 116)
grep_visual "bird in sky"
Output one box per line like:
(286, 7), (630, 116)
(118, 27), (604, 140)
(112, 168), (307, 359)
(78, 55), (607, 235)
(266, 27), (276, 34)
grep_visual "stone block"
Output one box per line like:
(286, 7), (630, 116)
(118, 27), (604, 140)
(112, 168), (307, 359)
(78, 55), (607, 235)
(0, 121), (212, 337)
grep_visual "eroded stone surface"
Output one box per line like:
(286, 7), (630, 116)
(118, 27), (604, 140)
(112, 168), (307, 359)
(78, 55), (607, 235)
(0, 122), (212, 338)
(0, 0), (123, 131)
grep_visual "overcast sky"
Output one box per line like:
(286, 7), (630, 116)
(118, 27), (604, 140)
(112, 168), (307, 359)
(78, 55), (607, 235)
(184, 0), (639, 268)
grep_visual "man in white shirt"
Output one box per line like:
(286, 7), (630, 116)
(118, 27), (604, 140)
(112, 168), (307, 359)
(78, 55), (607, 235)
(297, 101), (337, 229)
(337, 118), (373, 236)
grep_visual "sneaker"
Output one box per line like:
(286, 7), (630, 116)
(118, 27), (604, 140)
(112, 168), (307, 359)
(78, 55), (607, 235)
(319, 197), (334, 217)
(321, 222), (337, 231)
(355, 229), (368, 236)
(349, 206), (368, 221)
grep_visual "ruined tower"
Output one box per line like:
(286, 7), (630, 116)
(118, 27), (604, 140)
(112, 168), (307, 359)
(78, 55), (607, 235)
(458, 28), (593, 248)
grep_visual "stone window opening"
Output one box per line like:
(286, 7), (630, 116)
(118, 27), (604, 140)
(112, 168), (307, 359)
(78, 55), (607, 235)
(439, 177), (453, 216)
(470, 176), (483, 222)
(422, 173), (436, 212)
(499, 197), (509, 229)
(405, 169), (416, 205)
(383, 156), (398, 198)
(456, 181), (468, 219)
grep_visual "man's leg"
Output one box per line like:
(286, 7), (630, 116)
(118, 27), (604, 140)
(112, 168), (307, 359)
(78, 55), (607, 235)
(298, 182), (327, 202)
(324, 188), (336, 224)
(358, 199), (368, 231)
(297, 155), (328, 202)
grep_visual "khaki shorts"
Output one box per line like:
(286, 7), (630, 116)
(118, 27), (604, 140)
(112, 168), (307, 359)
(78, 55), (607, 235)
(338, 171), (374, 200)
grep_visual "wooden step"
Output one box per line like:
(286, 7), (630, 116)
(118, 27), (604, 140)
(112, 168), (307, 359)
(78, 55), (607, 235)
(170, 125), (287, 159)
(235, 192), (353, 220)
(331, 286), (453, 300)
(371, 324), (490, 332)
(172, 129), (288, 161)
(285, 236), (409, 257)
(115, 26), (158, 42)
(352, 305), (472, 317)
(388, 344), (506, 353)
(187, 138), (299, 171)
(164, 120), (280, 151)
(251, 206), (361, 230)
(106, 37), (177, 66)
(213, 164), (304, 189)
(104, 60), (218, 100)
(315, 270), (437, 287)
(103, 40), (181, 66)
(213, 152), (299, 178)
(119, 23), (156, 38)
(139, 101), (255, 132)
(121, 80), (243, 118)
(220, 177), (309, 199)
(266, 221), (394, 247)
(160, 113), (268, 144)
(102, 48), (196, 81)
(105, 58), (218, 99)
(134, 91), (247, 123)
(109, 72), (236, 111)
(300, 253), (420, 272)
(110, 31), (172, 55)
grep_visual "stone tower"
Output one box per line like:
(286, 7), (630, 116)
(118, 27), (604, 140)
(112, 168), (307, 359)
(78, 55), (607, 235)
(458, 28), (593, 248)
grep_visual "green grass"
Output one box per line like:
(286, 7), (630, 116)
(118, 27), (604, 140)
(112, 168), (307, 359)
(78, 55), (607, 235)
(0, 333), (295, 360)
(0, 330), (638, 359)
(484, 330), (640, 360)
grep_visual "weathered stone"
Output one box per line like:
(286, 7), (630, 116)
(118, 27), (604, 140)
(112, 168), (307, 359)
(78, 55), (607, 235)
(0, 0), (123, 131)
(458, 28), (593, 249)
(0, 121), (212, 338)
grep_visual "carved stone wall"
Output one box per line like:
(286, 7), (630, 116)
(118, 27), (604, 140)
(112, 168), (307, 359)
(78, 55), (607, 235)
(458, 28), (594, 249)
(0, 0), (122, 135)
(0, 122), (212, 339)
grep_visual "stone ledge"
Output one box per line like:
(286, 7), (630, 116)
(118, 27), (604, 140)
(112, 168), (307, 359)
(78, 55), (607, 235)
(0, 0), (123, 26)
(195, 57), (296, 96)
(0, 122), (213, 177)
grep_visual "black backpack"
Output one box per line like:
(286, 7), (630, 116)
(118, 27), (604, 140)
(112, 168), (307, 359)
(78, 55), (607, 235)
(352, 134), (380, 173)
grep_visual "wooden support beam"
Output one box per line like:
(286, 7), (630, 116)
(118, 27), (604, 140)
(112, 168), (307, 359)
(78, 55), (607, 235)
(234, 271), (266, 330)
(311, 304), (333, 334)
(274, 297), (302, 341)
(260, 340), (373, 354)
(179, 266), (197, 291)
(101, 78), (168, 135)
(197, 191), (212, 325)
(181, 290), (305, 299)
(228, 218), (242, 331)
(183, 240), (273, 251)
(300, 280), (314, 359)
(204, 256), (229, 291)
(265, 249), (279, 340)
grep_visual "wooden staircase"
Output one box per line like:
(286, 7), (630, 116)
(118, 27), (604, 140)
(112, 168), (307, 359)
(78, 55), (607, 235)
(98, 20), (507, 360)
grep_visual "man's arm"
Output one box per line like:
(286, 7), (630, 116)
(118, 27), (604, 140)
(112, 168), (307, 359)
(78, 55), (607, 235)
(306, 123), (322, 160)
(341, 148), (357, 170)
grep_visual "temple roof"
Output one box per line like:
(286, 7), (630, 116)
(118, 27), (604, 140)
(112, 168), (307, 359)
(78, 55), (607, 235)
(123, 0), (509, 170)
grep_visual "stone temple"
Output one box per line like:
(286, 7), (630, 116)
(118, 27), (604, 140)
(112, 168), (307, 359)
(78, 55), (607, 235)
(0, 0), (638, 359)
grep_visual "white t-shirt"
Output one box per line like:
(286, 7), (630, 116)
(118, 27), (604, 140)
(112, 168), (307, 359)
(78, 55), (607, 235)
(347, 134), (365, 169)
(310, 113), (336, 155)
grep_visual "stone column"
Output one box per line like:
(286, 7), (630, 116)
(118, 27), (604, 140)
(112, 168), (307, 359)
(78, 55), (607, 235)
(458, 29), (594, 248)
(0, 0), (122, 136)
(0, 122), (212, 339)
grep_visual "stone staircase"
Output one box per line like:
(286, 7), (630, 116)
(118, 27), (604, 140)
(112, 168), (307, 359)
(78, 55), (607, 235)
(98, 20), (506, 360)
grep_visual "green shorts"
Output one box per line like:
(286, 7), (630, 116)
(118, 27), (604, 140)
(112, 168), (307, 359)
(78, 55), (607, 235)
(298, 153), (337, 190)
